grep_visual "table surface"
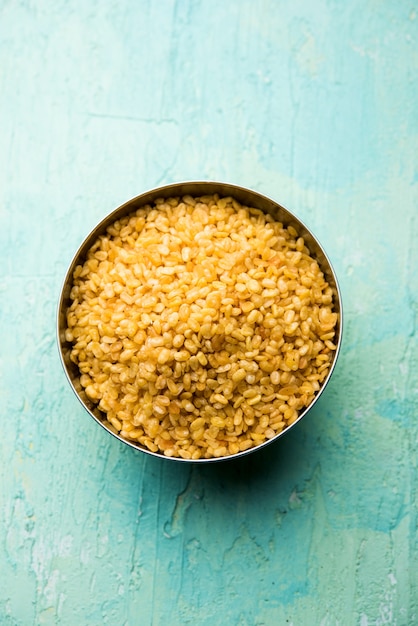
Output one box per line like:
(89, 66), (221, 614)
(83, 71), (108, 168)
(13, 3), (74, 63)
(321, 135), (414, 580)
(1, 1), (417, 625)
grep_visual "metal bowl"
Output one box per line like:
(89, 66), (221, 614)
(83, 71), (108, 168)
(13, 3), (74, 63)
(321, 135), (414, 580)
(57, 181), (343, 462)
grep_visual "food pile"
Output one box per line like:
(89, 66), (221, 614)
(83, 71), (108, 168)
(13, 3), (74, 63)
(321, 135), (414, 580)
(65, 195), (338, 459)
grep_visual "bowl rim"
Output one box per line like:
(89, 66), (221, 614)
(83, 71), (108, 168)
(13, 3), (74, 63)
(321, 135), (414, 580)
(57, 180), (343, 463)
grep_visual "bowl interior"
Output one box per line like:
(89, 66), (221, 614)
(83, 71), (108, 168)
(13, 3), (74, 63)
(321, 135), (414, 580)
(57, 181), (342, 462)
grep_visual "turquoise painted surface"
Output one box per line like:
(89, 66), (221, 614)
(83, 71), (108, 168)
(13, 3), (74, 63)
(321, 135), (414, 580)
(1, 1), (417, 624)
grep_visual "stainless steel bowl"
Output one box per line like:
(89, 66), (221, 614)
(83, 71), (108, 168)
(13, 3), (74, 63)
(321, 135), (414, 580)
(57, 181), (343, 462)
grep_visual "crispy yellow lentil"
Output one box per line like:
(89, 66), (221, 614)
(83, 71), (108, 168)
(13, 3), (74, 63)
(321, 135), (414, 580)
(66, 194), (338, 459)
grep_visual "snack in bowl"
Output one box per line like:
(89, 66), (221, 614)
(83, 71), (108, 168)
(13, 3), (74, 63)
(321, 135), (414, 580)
(62, 190), (340, 460)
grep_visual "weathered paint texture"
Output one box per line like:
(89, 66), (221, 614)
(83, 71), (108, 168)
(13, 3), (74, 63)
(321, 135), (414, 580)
(1, 1), (417, 624)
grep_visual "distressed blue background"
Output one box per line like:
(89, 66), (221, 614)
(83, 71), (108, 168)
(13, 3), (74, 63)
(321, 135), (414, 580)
(1, 1), (417, 624)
